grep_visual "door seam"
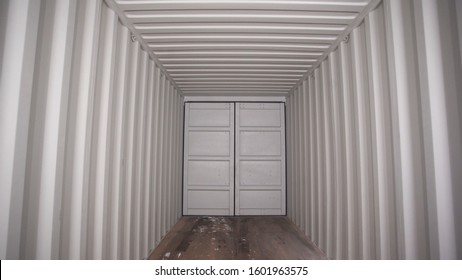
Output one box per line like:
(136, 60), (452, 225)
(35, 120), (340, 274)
(233, 103), (237, 216)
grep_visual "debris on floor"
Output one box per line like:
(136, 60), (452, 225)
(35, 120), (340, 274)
(149, 216), (328, 260)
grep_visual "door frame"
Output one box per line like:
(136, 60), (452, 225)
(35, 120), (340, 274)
(182, 101), (287, 216)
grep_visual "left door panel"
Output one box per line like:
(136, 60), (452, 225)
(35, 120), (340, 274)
(183, 103), (235, 215)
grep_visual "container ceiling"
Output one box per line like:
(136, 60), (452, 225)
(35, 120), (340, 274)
(108, 0), (379, 96)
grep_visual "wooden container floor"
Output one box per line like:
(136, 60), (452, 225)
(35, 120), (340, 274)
(148, 216), (327, 260)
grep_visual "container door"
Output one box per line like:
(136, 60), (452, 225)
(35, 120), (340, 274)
(183, 103), (235, 215)
(235, 103), (286, 215)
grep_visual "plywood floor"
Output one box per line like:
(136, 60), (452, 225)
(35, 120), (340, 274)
(148, 216), (327, 260)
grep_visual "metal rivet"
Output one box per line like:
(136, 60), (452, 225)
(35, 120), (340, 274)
(343, 34), (350, 44)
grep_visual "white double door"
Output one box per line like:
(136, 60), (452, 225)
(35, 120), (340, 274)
(183, 102), (286, 216)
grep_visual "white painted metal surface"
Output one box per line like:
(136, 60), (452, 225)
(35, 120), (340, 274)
(183, 103), (235, 215)
(184, 96), (286, 103)
(183, 102), (286, 215)
(235, 103), (286, 215)
(0, 0), (183, 259)
(286, 0), (462, 259)
(1, 0), (461, 261)
(108, 0), (380, 96)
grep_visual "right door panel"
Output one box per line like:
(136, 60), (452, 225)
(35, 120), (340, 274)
(235, 103), (286, 215)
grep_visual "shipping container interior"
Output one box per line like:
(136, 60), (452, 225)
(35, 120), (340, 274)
(1, 0), (461, 259)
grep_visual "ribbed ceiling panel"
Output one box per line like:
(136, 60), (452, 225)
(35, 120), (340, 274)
(109, 0), (378, 96)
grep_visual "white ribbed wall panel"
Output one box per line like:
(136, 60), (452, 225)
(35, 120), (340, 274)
(2, 0), (461, 261)
(286, 0), (462, 260)
(0, 0), (183, 259)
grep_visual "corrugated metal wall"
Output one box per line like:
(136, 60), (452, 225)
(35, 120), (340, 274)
(2, 0), (462, 261)
(287, 0), (462, 260)
(0, 0), (183, 259)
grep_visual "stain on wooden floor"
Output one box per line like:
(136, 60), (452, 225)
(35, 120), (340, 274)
(148, 216), (327, 260)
